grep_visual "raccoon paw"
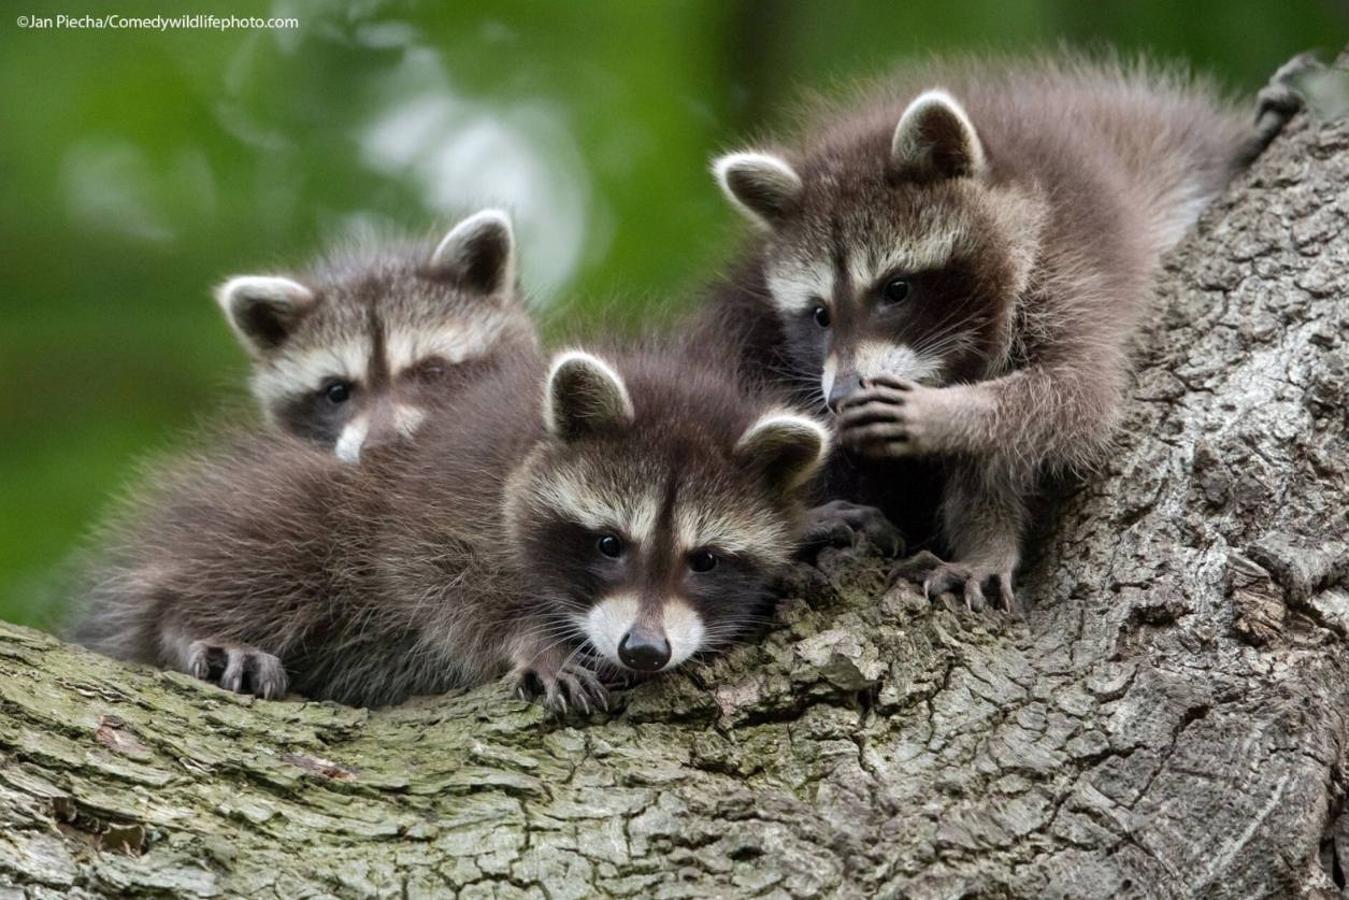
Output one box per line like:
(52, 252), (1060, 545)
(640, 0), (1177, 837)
(835, 376), (948, 458)
(514, 661), (609, 716)
(185, 640), (288, 699)
(922, 561), (1020, 616)
(1257, 51), (1320, 120)
(799, 500), (904, 558)
(1242, 52), (1322, 165)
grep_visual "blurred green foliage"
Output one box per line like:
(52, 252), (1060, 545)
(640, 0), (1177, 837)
(1, 0), (1343, 626)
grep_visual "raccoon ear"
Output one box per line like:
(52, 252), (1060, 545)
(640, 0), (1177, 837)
(544, 351), (635, 440)
(215, 276), (317, 355)
(890, 90), (986, 181)
(712, 152), (803, 230)
(735, 411), (830, 491)
(428, 208), (516, 295)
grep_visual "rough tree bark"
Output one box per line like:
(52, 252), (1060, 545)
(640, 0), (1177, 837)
(2, 82), (1348, 900)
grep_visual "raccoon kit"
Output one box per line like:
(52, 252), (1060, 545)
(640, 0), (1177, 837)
(70, 344), (828, 710)
(216, 209), (538, 462)
(704, 55), (1291, 611)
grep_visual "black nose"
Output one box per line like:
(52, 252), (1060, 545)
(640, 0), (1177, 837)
(618, 630), (671, 672)
(827, 372), (864, 413)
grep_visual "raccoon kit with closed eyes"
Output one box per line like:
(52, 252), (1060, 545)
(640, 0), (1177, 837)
(216, 209), (538, 462)
(702, 53), (1299, 611)
(68, 343), (828, 710)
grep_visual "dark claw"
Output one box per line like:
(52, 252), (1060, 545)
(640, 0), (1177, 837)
(963, 578), (987, 613)
(222, 651), (245, 693)
(998, 575), (1022, 618)
(518, 670), (545, 698)
(922, 561), (1020, 615)
(516, 662), (608, 717)
(562, 675), (591, 714)
(186, 640), (286, 699)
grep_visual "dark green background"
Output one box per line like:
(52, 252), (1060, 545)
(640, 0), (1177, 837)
(1, 0), (1343, 626)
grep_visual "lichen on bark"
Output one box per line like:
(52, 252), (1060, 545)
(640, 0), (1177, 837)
(2, 74), (1349, 900)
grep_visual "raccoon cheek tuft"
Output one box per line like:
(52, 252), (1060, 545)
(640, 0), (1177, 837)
(584, 595), (640, 666)
(662, 601), (707, 669)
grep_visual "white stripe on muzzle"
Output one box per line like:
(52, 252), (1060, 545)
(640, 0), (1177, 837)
(334, 417), (369, 463)
(582, 594), (706, 671)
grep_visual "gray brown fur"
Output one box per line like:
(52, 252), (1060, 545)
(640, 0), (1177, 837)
(701, 52), (1297, 610)
(68, 340), (828, 709)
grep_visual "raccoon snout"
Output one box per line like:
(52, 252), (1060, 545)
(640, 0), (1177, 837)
(586, 595), (703, 672)
(827, 371), (864, 413)
(618, 628), (671, 672)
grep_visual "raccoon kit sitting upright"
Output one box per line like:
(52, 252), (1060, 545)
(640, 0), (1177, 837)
(706, 54), (1295, 611)
(216, 209), (538, 462)
(70, 341), (829, 710)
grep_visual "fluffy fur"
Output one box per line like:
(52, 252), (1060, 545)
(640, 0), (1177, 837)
(68, 341), (827, 709)
(697, 52), (1292, 611)
(216, 209), (538, 461)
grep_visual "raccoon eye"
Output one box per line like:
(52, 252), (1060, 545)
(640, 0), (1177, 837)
(596, 534), (623, 558)
(323, 381), (353, 404)
(812, 304), (831, 329)
(688, 549), (718, 573)
(882, 277), (911, 304)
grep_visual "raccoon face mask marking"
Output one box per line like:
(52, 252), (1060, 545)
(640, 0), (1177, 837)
(506, 351), (827, 676)
(217, 208), (535, 459)
(715, 90), (1040, 412)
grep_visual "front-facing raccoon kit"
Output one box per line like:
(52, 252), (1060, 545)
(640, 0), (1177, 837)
(70, 341), (828, 710)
